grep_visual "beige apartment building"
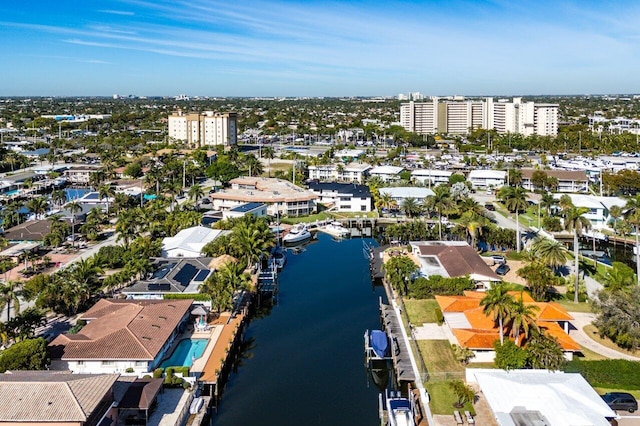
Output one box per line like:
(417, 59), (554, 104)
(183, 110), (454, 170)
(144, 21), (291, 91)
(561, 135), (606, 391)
(168, 110), (237, 147)
(400, 97), (558, 137)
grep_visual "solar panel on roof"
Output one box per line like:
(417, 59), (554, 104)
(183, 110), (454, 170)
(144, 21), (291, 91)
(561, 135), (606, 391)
(152, 263), (175, 280)
(174, 264), (198, 286)
(194, 269), (210, 282)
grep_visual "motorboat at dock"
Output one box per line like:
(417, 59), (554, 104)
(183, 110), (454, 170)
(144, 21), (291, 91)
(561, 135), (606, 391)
(282, 223), (312, 244)
(323, 221), (351, 238)
(381, 389), (416, 426)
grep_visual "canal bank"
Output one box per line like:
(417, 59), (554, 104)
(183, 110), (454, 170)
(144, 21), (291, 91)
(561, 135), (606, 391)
(211, 234), (386, 425)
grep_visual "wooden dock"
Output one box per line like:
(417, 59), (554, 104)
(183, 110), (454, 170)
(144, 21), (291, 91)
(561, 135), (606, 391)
(380, 302), (416, 383)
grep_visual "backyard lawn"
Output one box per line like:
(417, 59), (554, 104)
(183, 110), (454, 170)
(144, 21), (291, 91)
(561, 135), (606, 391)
(425, 381), (475, 415)
(404, 299), (440, 325)
(554, 299), (593, 313)
(416, 340), (464, 376)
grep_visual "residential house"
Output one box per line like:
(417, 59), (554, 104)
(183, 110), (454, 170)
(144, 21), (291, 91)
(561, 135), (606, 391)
(553, 194), (626, 229)
(161, 226), (225, 257)
(307, 162), (372, 183)
(436, 291), (579, 363)
(368, 165), (404, 182)
(379, 187), (434, 209)
(410, 169), (453, 186)
(122, 257), (213, 300)
(521, 169), (589, 193)
(466, 369), (616, 426)
(64, 166), (102, 185)
(209, 177), (318, 217)
(307, 182), (372, 212)
(48, 298), (193, 374)
(467, 169), (507, 190)
(409, 241), (502, 289)
(222, 202), (268, 220)
(0, 371), (120, 426)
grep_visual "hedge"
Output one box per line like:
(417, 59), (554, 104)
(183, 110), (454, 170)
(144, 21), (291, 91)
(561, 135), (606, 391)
(564, 359), (640, 390)
(163, 293), (210, 301)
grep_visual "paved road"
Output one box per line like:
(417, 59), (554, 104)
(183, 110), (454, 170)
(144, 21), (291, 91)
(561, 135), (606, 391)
(569, 312), (640, 361)
(471, 193), (520, 231)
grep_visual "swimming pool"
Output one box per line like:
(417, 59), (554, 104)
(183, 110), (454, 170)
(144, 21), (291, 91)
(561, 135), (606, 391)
(160, 338), (208, 368)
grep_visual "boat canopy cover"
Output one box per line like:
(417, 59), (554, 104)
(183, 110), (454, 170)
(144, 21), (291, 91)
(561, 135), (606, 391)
(371, 330), (389, 358)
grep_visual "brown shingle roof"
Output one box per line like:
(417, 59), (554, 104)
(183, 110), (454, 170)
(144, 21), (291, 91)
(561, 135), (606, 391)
(118, 378), (163, 409)
(520, 168), (588, 181)
(416, 244), (501, 280)
(0, 371), (119, 422)
(49, 299), (192, 361)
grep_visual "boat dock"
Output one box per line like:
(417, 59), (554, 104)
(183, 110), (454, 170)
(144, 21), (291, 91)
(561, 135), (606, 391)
(379, 301), (416, 383)
(257, 258), (278, 296)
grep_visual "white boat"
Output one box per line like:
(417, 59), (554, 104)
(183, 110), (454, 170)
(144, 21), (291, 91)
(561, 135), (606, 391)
(189, 397), (204, 414)
(385, 389), (415, 426)
(324, 221), (350, 238)
(283, 224), (312, 244)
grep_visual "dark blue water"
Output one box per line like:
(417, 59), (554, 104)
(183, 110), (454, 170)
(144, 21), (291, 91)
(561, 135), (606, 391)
(214, 234), (385, 425)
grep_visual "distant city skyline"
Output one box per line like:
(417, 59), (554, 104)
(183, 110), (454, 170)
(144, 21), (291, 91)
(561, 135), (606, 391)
(1, 0), (639, 97)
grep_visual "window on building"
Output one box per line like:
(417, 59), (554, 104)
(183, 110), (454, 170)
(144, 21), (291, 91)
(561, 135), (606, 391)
(102, 361), (114, 366)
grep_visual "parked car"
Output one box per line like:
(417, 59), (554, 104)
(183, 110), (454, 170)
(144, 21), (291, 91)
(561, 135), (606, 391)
(495, 264), (510, 276)
(601, 392), (638, 413)
(491, 255), (507, 265)
(485, 203), (495, 211)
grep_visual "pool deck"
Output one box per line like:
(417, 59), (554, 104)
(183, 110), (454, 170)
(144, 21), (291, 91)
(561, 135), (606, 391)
(200, 311), (246, 384)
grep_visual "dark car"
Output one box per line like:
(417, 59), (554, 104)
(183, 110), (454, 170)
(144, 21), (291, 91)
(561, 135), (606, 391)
(601, 392), (638, 413)
(495, 264), (510, 276)
(485, 203), (495, 211)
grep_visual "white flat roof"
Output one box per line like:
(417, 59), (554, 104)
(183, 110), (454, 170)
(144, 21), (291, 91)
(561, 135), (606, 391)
(379, 187), (434, 198)
(467, 369), (616, 426)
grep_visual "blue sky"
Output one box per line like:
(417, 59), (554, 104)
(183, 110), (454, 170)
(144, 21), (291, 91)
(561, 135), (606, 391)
(1, 0), (639, 97)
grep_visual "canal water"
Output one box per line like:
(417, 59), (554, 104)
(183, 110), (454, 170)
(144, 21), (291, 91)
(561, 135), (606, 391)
(213, 233), (386, 425)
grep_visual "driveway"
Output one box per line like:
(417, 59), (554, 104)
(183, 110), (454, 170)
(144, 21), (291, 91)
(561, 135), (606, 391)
(569, 312), (640, 361)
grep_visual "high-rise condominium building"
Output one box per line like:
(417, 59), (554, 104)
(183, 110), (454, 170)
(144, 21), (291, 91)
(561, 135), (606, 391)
(400, 97), (558, 137)
(168, 111), (238, 147)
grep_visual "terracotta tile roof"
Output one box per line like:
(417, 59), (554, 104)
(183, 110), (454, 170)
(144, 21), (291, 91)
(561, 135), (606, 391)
(0, 371), (119, 422)
(435, 295), (481, 313)
(439, 292), (578, 351)
(415, 243), (501, 280)
(49, 299), (192, 361)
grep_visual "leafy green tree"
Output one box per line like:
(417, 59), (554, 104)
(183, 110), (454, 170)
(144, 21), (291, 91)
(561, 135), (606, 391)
(494, 339), (528, 370)
(206, 157), (240, 187)
(599, 261), (636, 292)
(448, 380), (476, 408)
(0, 338), (49, 372)
(564, 206), (592, 302)
(517, 261), (562, 301)
(623, 195), (640, 284)
(593, 285), (640, 350)
(383, 255), (419, 296)
(480, 283), (515, 345)
(26, 197), (48, 219)
(123, 162), (143, 178)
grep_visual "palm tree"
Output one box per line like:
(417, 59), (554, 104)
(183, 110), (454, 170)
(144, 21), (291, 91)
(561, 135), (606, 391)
(499, 186), (529, 252)
(0, 281), (22, 322)
(608, 205), (623, 246)
(188, 184), (204, 205)
(624, 195), (640, 284)
(540, 192), (556, 217)
(26, 197), (48, 219)
(51, 189), (67, 208)
(480, 283), (515, 345)
(424, 186), (454, 240)
(98, 184), (114, 216)
(529, 237), (568, 269)
(509, 296), (540, 346)
(508, 168), (523, 186)
(458, 211), (487, 250)
(66, 200), (82, 246)
(379, 191), (394, 214)
(400, 197), (421, 218)
(262, 146), (275, 177)
(564, 206), (592, 302)
(231, 219), (275, 266)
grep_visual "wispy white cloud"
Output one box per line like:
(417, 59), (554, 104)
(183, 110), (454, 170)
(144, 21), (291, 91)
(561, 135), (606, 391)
(98, 9), (135, 16)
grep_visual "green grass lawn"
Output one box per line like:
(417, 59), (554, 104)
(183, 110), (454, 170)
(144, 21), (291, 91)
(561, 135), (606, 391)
(417, 340), (464, 375)
(574, 347), (609, 361)
(280, 212), (334, 224)
(425, 381), (475, 415)
(554, 299), (593, 313)
(583, 324), (640, 358)
(404, 299), (439, 324)
(593, 387), (640, 399)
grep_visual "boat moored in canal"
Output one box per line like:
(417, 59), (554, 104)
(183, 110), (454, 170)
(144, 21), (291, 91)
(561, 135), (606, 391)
(382, 389), (416, 426)
(283, 223), (312, 244)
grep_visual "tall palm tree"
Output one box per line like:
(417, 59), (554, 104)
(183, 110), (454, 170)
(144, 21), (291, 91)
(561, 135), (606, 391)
(509, 296), (540, 346)
(458, 211), (487, 250)
(540, 192), (557, 216)
(480, 283), (515, 345)
(379, 192), (394, 214)
(424, 185), (454, 240)
(262, 146), (275, 178)
(51, 189), (67, 208)
(98, 184), (114, 216)
(564, 206), (592, 302)
(529, 237), (568, 269)
(0, 281), (22, 322)
(608, 205), (623, 246)
(26, 197), (48, 219)
(188, 184), (204, 205)
(623, 195), (640, 284)
(66, 200), (82, 246)
(231, 219), (275, 266)
(499, 186), (529, 252)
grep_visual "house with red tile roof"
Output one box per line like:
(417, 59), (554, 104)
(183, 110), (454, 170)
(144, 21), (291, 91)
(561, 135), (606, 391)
(436, 291), (579, 363)
(409, 241), (501, 289)
(49, 299), (192, 375)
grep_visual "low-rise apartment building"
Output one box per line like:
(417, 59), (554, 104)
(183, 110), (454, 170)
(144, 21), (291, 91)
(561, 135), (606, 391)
(307, 182), (372, 212)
